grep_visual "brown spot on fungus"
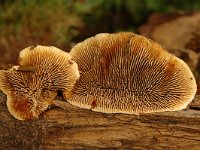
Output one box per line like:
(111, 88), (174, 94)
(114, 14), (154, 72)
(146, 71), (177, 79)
(91, 98), (97, 109)
(65, 32), (197, 114)
(12, 65), (36, 72)
(29, 45), (37, 50)
(0, 45), (79, 120)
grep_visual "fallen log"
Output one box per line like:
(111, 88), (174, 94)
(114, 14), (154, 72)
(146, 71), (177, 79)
(0, 91), (200, 150)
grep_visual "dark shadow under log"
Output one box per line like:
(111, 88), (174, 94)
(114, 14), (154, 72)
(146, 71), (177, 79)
(0, 91), (200, 150)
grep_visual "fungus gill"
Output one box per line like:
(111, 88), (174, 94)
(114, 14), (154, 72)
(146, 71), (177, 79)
(0, 46), (79, 120)
(65, 32), (197, 114)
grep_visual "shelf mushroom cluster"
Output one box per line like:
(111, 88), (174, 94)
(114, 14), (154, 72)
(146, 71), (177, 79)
(0, 46), (79, 120)
(0, 32), (197, 120)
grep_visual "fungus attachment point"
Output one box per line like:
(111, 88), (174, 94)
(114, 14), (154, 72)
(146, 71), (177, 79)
(66, 32), (197, 114)
(0, 46), (79, 120)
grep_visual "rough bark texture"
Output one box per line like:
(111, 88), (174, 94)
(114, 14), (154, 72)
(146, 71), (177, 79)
(0, 91), (200, 150)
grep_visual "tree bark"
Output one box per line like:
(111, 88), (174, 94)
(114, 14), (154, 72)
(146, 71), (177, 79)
(0, 91), (200, 150)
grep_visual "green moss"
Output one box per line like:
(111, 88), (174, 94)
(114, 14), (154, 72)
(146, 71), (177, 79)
(0, 0), (83, 47)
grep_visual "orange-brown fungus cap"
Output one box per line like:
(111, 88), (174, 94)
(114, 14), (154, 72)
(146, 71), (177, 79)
(66, 32), (197, 114)
(0, 45), (79, 120)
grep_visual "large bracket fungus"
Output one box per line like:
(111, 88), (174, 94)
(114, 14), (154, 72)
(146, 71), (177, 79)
(0, 33), (197, 120)
(0, 46), (79, 120)
(66, 32), (197, 114)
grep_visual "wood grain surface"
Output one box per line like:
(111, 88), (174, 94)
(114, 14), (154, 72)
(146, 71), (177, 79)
(0, 91), (200, 150)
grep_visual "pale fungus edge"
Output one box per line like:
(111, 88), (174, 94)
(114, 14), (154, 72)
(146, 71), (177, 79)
(165, 56), (197, 111)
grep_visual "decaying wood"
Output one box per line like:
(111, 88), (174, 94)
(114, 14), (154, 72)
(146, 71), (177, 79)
(0, 91), (200, 150)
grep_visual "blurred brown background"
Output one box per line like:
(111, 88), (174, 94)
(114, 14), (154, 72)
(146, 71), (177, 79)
(0, 0), (200, 90)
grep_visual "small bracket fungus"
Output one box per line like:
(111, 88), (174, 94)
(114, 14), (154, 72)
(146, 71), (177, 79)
(0, 46), (79, 120)
(66, 32), (197, 114)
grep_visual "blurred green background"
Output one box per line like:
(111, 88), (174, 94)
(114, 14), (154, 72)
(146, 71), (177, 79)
(0, 0), (200, 65)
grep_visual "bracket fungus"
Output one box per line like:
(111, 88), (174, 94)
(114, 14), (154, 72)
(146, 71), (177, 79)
(66, 32), (197, 114)
(0, 46), (79, 120)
